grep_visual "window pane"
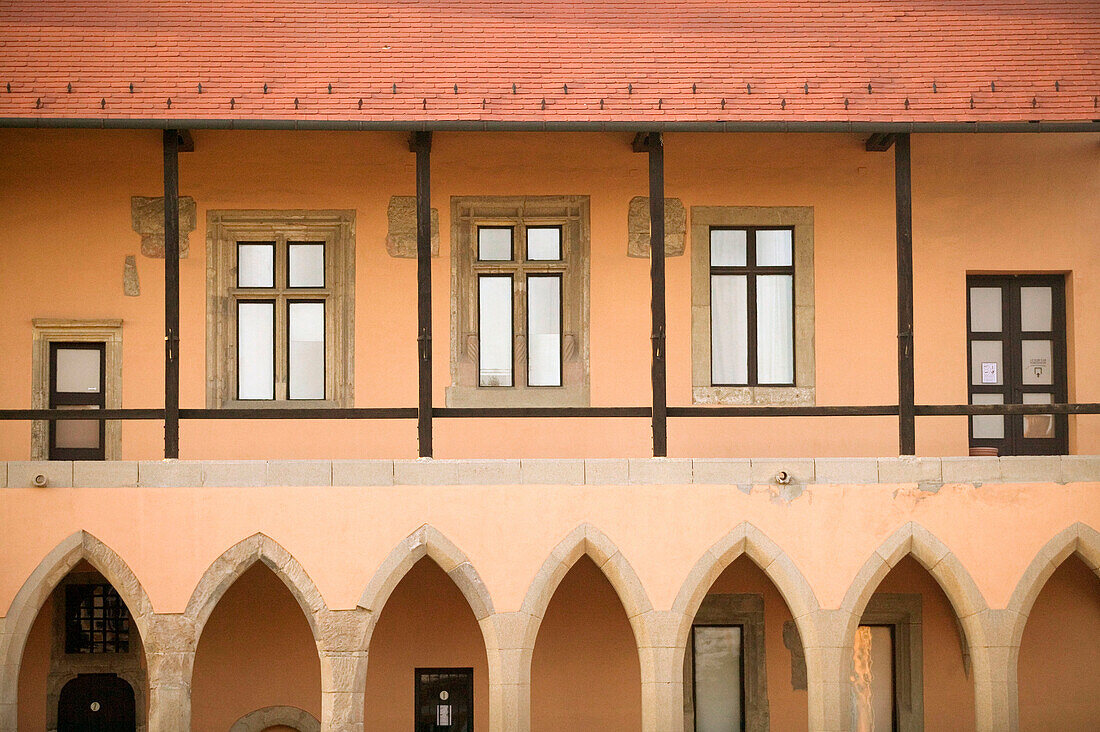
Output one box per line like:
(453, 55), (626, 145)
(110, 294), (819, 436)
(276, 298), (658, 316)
(55, 348), (101, 393)
(526, 227), (561, 261)
(479, 276), (513, 386)
(710, 229), (747, 267)
(288, 242), (325, 288)
(969, 287), (1002, 333)
(237, 302), (274, 399)
(971, 341), (1003, 386)
(971, 393), (1005, 440)
(1020, 286), (1052, 332)
(237, 243), (274, 288)
(1021, 339), (1053, 385)
(478, 227), (513, 261)
(757, 275), (794, 384)
(289, 302), (325, 399)
(755, 229), (793, 266)
(693, 626), (742, 732)
(1023, 392), (1055, 439)
(852, 626), (894, 732)
(711, 275), (748, 384)
(527, 276), (561, 386)
(54, 405), (100, 449)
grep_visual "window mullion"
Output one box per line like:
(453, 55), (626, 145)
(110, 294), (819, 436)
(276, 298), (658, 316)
(747, 230), (759, 386)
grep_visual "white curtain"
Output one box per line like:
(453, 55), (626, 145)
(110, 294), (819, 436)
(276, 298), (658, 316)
(711, 275), (748, 384)
(756, 275), (794, 384)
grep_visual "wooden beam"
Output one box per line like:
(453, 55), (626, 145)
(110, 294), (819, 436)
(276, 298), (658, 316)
(647, 132), (668, 457)
(412, 131), (433, 457)
(895, 133), (916, 454)
(866, 132), (896, 152)
(163, 129), (180, 458)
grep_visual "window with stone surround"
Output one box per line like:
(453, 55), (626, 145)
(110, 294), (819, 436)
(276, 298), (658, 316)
(852, 594), (924, 732)
(31, 319), (123, 460)
(206, 210), (355, 408)
(448, 196), (589, 407)
(691, 207), (814, 405)
(684, 593), (769, 730)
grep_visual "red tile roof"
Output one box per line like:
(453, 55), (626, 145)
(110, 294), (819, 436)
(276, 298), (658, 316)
(1, 0), (1098, 127)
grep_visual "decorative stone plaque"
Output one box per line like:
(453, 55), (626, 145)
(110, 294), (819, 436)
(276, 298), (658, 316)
(131, 195), (196, 258)
(386, 195), (440, 257)
(627, 196), (686, 257)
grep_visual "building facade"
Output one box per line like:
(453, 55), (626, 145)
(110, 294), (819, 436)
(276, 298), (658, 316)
(1, 2), (1099, 732)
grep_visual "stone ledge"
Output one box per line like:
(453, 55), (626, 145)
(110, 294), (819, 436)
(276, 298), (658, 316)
(1, 456), (1095, 488)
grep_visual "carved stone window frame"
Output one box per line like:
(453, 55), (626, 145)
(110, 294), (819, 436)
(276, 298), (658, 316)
(684, 593), (769, 731)
(857, 593), (924, 732)
(31, 319), (123, 460)
(206, 210), (355, 408)
(448, 196), (590, 407)
(690, 206), (815, 405)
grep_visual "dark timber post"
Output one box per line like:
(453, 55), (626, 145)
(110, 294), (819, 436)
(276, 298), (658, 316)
(648, 133), (668, 457)
(895, 133), (916, 454)
(163, 129), (181, 458)
(412, 131), (433, 457)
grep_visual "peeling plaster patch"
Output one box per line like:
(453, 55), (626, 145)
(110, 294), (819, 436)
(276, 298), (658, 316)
(917, 482), (941, 493)
(123, 255), (140, 296)
(737, 484), (753, 495)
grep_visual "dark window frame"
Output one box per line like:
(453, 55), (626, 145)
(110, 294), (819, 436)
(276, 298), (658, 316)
(415, 666), (474, 732)
(708, 226), (797, 387)
(235, 240), (276, 289)
(286, 240), (327, 289)
(48, 341), (106, 461)
(477, 273), (515, 387)
(286, 298), (327, 400)
(966, 274), (1068, 455)
(856, 623), (899, 732)
(235, 298), (277, 401)
(64, 583), (131, 655)
(524, 224), (564, 262)
(690, 623), (747, 732)
(525, 272), (564, 388)
(472, 223), (569, 391)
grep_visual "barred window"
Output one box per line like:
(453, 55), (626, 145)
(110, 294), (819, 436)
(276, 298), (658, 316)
(65, 584), (130, 654)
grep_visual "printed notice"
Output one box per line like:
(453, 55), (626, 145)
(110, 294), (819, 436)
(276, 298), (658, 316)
(981, 362), (998, 384)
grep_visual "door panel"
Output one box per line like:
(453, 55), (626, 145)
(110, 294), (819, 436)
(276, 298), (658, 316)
(57, 674), (135, 732)
(416, 668), (473, 732)
(967, 275), (1067, 455)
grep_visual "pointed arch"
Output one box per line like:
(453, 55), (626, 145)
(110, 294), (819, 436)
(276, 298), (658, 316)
(357, 524), (494, 624)
(184, 533), (329, 642)
(671, 522), (820, 652)
(1005, 522), (1100, 647)
(519, 524), (652, 649)
(840, 521), (989, 653)
(230, 704), (320, 732)
(0, 531), (154, 731)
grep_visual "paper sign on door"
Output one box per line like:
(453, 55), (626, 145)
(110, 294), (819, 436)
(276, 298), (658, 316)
(981, 362), (998, 384)
(436, 704), (452, 726)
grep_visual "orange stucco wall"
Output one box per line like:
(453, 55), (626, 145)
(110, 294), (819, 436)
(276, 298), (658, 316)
(531, 556), (642, 731)
(0, 129), (1097, 459)
(191, 564), (321, 731)
(363, 557), (489, 731)
(1018, 555), (1100, 730)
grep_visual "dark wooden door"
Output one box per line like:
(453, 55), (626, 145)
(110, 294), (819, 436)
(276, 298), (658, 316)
(57, 674), (135, 732)
(415, 668), (473, 732)
(967, 275), (1068, 455)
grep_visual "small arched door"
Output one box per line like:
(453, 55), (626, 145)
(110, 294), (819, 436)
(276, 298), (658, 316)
(58, 673), (136, 732)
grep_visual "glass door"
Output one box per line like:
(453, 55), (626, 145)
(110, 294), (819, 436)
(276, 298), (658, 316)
(967, 275), (1067, 455)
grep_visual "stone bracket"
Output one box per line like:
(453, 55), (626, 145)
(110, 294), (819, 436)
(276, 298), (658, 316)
(385, 195), (439, 257)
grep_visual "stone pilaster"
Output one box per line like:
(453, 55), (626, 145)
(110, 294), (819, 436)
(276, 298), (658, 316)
(144, 615), (197, 732)
(317, 608), (371, 732)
